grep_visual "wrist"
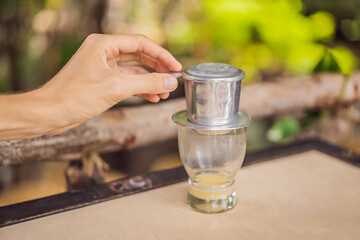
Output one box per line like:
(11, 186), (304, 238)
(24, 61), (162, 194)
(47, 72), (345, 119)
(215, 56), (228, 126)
(28, 88), (71, 135)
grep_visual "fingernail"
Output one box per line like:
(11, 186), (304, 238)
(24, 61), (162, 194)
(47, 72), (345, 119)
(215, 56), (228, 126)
(164, 77), (177, 90)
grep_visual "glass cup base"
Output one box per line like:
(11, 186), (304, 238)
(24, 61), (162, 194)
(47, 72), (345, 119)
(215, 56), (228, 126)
(187, 191), (237, 213)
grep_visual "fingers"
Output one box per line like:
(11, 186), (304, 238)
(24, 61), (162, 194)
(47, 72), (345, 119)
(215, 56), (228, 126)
(159, 92), (170, 99)
(98, 34), (182, 72)
(116, 53), (171, 73)
(137, 94), (161, 103)
(118, 65), (149, 74)
(118, 72), (178, 96)
(139, 92), (170, 102)
(117, 66), (171, 102)
(136, 92), (170, 102)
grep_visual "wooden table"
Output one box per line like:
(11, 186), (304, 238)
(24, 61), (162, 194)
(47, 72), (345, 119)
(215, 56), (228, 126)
(1, 140), (360, 239)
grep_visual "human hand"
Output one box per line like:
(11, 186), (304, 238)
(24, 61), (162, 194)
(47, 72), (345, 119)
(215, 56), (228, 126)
(38, 34), (182, 134)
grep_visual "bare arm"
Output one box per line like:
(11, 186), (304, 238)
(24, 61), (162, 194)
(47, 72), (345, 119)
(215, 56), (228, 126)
(0, 90), (62, 140)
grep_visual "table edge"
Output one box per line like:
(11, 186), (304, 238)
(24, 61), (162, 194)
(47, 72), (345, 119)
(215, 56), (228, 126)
(1, 138), (359, 228)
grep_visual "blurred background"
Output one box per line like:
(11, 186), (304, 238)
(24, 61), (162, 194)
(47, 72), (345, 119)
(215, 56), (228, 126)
(1, 0), (360, 205)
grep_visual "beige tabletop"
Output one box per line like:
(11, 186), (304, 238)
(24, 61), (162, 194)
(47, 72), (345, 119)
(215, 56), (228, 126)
(1, 150), (360, 240)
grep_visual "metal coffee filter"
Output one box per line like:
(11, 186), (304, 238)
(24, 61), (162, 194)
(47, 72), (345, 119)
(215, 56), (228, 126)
(172, 63), (251, 130)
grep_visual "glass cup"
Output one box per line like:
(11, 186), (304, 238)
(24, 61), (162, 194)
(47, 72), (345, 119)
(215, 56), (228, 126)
(177, 126), (247, 213)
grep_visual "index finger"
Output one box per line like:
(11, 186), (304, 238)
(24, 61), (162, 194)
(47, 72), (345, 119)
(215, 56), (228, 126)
(102, 34), (182, 72)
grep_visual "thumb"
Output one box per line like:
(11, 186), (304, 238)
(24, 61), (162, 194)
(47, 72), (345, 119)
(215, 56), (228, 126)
(123, 72), (178, 95)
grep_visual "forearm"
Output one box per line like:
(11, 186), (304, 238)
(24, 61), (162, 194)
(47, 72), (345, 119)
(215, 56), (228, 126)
(0, 89), (65, 141)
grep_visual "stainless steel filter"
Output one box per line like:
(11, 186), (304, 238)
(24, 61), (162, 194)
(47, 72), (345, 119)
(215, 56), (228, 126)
(183, 63), (244, 126)
(172, 63), (251, 130)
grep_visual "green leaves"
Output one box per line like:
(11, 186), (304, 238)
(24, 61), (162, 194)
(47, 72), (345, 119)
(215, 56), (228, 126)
(314, 49), (341, 73)
(266, 116), (300, 142)
(328, 47), (356, 75)
(166, 0), (358, 81)
(314, 47), (356, 75)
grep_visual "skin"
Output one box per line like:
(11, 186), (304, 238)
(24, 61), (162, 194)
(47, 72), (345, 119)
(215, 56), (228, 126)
(0, 34), (182, 141)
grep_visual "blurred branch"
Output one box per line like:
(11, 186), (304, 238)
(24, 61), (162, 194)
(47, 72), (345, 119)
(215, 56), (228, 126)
(88, 0), (107, 33)
(65, 152), (105, 191)
(1, 72), (360, 165)
(5, 44), (21, 91)
(0, 2), (29, 91)
(240, 72), (360, 119)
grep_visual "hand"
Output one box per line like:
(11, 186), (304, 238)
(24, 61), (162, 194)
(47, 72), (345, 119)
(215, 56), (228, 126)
(40, 34), (182, 134)
(0, 34), (182, 140)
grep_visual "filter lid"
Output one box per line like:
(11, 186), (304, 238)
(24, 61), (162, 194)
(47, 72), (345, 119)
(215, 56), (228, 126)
(183, 63), (245, 82)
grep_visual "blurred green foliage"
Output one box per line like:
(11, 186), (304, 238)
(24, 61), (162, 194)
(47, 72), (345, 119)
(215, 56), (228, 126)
(314, 47), (356, 75)
(266, 116), (300, 143)
(167, 0), (358, 82)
